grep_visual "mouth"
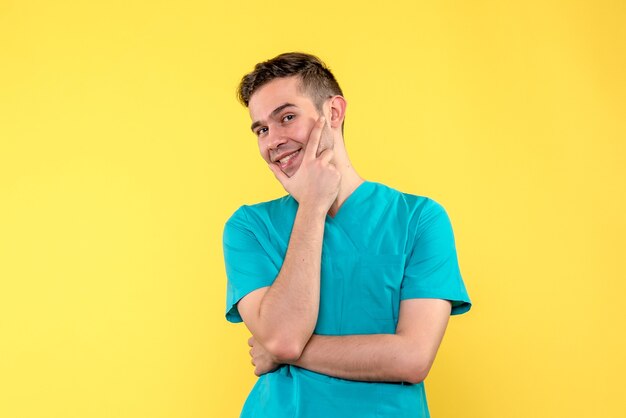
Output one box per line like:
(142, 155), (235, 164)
(275, 149), (302, 170)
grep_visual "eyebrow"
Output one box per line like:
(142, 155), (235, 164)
(250, 103), (297, 132)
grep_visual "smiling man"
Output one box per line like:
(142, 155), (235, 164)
(222, 52), (472, 417)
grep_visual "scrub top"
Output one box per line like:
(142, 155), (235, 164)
(223, 181), (471, 418)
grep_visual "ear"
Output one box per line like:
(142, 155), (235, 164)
(327, 95), (347, 130)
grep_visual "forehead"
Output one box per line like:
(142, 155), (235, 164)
(248, 76), (314, 121)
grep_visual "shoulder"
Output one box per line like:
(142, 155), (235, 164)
(369, 181), (445, 218)
(367, 182), (454, 241)
(225, 194), (295, 229)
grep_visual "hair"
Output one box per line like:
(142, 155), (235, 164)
(237, 52), (344, 112)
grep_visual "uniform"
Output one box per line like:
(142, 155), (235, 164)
(223, 181), (471, 417)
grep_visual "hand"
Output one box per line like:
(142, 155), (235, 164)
(248, 336), (281, 377)
(268, 117), (341, 214)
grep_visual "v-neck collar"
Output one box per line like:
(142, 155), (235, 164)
(326, 180), (372, 221)
(284, 180), (374, 223)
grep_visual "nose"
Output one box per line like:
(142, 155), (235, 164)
(265, 126), (288, 153)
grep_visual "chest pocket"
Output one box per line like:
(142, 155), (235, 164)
(316, 253), (406, 335)
(343, 253), (406, 334)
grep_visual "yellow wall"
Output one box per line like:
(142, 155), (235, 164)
(1, 1), (624, 417)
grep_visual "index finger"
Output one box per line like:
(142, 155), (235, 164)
(304, 116), (326, 160)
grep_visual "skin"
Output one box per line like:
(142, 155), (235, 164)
(247, 75), (363, 217)
(239, 75), (452, 383)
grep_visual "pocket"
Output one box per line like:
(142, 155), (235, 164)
(353, 253), (406, 322)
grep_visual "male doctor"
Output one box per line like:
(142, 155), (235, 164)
(223, 52), (471, 417)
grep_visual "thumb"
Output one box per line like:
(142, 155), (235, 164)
(267, 163), (290, 187)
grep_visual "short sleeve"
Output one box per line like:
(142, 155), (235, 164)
(222, 206), (279, 323)
(400, 199), (472, 315)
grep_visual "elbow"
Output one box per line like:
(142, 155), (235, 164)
(401, 359), (432, 385)
(404, 369), (428, 385)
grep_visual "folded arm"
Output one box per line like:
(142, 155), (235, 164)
(249, 298), (451, 383)
(237, 205), (326, 362)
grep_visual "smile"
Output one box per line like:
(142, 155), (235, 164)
(277, 149), (301, 168)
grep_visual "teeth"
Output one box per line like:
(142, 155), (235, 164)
(279, 150), (299, 165)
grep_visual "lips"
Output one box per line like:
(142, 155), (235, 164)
(274, 149), (301, 169)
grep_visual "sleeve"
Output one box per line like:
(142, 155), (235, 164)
(222, 206), (280, 323)
(400, 198), (472, 315)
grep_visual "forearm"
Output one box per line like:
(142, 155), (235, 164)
(286, 300), (451, 383)
(289, 334), (425, 383)
(255, 204), (326, 358)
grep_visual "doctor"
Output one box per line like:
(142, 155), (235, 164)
(223, 52), (471, 417)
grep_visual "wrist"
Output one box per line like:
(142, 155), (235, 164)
(297, 202), (329, 220)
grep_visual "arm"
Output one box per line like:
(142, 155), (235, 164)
(249, 298), (451, 383)
(238, 117), (340, 362)
(293, 298), (451, 383)
(248, 198), (469, 379)
(239, 206), (326, 362)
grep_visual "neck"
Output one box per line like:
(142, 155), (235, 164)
(327, 159), (364, 218)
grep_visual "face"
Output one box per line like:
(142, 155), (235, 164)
(248, 76), (333, 178)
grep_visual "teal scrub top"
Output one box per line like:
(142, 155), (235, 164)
(223, 181), (471, 418)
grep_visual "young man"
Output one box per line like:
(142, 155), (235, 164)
(223, 52), (471, 417)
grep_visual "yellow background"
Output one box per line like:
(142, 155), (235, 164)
(1, 0), (624, 417)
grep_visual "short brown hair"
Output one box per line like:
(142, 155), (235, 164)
(237, 52), (344, 111)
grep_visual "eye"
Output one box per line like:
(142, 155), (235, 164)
(282, 114), (295, 123)
(256, 127), (268, 137)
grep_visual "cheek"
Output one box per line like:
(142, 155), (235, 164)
(290, 119), (316, 145)
(258, 142), (270, 162)
(288, 126), (307, 145)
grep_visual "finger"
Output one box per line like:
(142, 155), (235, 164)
(304, 116), (326, 160)
(249, 348), (253, 356)
(267, 162), (290, 185)
(248, 337), (254, 347)
(318, 148), (334, 165)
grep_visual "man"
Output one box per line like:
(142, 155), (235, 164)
(223, 52), (471, 417)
